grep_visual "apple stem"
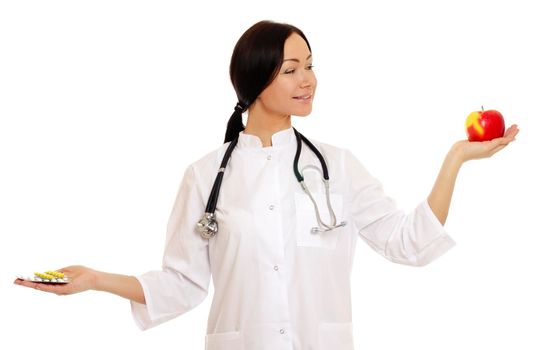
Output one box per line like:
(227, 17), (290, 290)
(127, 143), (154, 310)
(481, 105), (484, 111)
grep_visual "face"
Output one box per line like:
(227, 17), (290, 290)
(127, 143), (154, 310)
(254, 33), (317, 117)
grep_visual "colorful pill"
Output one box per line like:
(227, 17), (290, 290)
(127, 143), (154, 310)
(45, 271), (65, 278)
(34, 272), (55, 280)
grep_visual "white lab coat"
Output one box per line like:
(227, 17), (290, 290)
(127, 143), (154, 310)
(131, 127), (455, 350)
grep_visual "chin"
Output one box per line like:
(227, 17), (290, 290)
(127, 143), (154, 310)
(292, 107), (313, 117)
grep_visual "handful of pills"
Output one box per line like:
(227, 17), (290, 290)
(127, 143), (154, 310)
(17, 270), (70, 284)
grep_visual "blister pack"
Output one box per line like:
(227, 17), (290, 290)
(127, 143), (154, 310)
(16, 270), (70, 284)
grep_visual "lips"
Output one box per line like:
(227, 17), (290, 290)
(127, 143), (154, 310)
(292, 93), (313, 100)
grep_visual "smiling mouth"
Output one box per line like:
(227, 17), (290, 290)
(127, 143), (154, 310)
(293, 94), (313, 100)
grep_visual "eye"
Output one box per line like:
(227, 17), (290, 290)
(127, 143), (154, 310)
(283, 68), (295, 74)
(306, 65), (314, 70)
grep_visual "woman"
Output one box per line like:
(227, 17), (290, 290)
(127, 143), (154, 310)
(15, 20), (518, 350)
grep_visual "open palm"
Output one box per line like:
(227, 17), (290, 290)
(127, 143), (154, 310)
(14, 265), (97, 296)
(453, 124), (519, 162)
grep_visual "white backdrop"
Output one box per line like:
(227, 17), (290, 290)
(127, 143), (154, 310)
(1, 1), (533, 349)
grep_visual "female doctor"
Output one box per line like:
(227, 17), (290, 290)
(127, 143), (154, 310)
(15, 20), (519, 350)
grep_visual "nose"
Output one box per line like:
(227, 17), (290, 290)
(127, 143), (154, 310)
(299, 71), (314, 88)
(300, 79), (311, 88)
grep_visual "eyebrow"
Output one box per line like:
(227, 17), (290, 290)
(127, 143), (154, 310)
(283, 54), (312, 63)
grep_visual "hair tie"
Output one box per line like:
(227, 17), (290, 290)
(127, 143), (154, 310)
(234, 102), (245, 113)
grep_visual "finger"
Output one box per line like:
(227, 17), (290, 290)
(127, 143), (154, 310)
(15, 279), (50, 292)
(490, 132), (516, 147)
(488, 144), (507, 157)
(494, 137), (513, 147)
(39, 283), (74, 295)
(479, 137), (509, 156)
(510, 127), (519, 138)
(490, 136), (511, 149)
(504, 125), (519, 138)
(35, 283), (60, 293)
(14, 279), (39, 288)
(15, 278), (69, 294)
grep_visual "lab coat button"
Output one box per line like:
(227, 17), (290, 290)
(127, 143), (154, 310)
(279, 328), (285, 334)
(269, 205), (275, 210)
(273, 265), (279, 271)
(267, 155), (272, 160)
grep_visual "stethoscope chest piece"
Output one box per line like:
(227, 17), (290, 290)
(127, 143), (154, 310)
(197, 128), (345, 239)
(197, 212), (218, 239)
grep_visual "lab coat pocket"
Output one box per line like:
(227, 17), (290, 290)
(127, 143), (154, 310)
(318, 322), (355, 350)
(294, 192), (345, 249)
(205, 330), (244, 350)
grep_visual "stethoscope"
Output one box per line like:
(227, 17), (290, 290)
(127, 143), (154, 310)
(196, 128), (347, 239)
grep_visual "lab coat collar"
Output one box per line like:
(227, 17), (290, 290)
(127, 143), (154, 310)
(237, 127), (295, 149)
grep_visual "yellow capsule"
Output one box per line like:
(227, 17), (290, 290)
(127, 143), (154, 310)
(46, 271), (65, 278)
(34, 272), (47, 279)
(35, 272), (55, 280)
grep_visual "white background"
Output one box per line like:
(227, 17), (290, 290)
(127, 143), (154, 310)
(1, 0), (533, 349)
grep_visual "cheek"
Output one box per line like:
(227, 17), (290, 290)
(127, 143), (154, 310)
(262, 82), (292, 104)
(310, 73), (318, 89)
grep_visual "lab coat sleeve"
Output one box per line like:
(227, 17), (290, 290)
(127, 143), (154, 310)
(346, 150), (455, 266)
(130, 164), (210, 330)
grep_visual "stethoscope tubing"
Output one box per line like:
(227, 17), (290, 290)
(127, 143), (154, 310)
(293, 128), (329, 182)
(197, 127), (345, 239)
(205, 137), (239, 214)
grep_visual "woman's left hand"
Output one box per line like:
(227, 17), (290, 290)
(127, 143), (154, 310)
(451, 124), (519, 163)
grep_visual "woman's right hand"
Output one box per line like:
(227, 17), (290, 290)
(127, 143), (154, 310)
(14, 265), (98, 296)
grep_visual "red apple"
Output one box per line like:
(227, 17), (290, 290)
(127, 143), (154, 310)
(465, 107), (505, 142)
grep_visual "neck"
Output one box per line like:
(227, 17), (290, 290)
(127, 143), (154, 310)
(243, 108), (291, 148)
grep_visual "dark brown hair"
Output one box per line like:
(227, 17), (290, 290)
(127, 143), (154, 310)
(224, 20), (311, 143)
